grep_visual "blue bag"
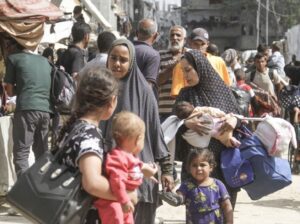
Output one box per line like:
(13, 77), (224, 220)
(221, 147), (254, 188)
(221, 126), (254, 188)
(240, 134), (292, 200)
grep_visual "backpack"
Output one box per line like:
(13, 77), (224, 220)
(231, 87), (251, 116)
(49, 63), (76, 114)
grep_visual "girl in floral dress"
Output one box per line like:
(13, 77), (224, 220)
(177, 148), (233, 224)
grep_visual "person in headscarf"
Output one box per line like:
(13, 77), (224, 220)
(221, 48), (240, 87)
(175, 49), (241, 208)
(101, 38), (174, 224)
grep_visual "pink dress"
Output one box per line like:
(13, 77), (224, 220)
(94, 147), (143, 224)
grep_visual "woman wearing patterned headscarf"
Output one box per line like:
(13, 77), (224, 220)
(175, 49), (241, 208)
(101, 38), (174, 224)
(221, 48), (239, 86)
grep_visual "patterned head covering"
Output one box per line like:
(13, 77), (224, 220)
(176, 49), (240, 114)
(175, 50), (240, 192)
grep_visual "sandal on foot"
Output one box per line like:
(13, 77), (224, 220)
(158, 191), (183, 206)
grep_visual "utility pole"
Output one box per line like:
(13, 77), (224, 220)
(266, 0), (269, 45)
(256, 0), (261, 46)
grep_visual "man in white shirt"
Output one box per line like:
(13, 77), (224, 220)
(250, 53), (282, 97)
(80, 31), (116, 74)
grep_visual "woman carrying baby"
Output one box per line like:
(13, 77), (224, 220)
(174, 49), (241, 208)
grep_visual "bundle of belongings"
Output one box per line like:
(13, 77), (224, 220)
(251, 86), (281, 116)
(254, 115), (297, 157)
(162, 105), (295, 200)
(221, 115), (295, 200)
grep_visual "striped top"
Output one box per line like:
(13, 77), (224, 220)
(158, 48), (188, 114)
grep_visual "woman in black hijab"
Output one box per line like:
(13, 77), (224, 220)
(101, 38), (174, 224)
(175, 49), (241, 208)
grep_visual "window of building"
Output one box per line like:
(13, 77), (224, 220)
(209, 0), (223, 4)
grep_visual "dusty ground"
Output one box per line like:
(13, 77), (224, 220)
(156, 174), (300, 224)
(1, 175), (299, 224)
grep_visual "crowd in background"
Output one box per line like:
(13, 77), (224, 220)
(1, 4), (300, 223)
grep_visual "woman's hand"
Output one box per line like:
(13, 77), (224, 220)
(218, 115), (238, 136)
(184, 115), (213, 136)
(161, 174), (175, 191)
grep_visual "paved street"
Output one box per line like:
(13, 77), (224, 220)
(1, 174), (300, 224)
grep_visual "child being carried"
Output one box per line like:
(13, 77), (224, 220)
(174, 101), (241, 148)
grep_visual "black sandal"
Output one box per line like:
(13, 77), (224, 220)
(157, 191), (184, 206)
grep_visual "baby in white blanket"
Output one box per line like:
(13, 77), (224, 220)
(174, 101), (241, 148)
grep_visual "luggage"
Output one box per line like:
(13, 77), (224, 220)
(240, 134), (292, 200)
(254, 115), (297, 156)
(221, 126), (254, 188)
(221, 147), (254, 188)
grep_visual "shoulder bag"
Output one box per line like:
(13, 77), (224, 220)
(6, 122), (93, 224)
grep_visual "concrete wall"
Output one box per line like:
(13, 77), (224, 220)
(182, 0), (210, 9)
(181, 0), (278, 51)
(92, 0), (117, 30)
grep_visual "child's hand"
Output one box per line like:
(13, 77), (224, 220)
(142, 162), (158, 179)
(121, 201), (135, 213)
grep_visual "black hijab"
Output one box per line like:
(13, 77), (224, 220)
(175, 50), (240, 186)
(176, 50), (240, 114)
(102, 38), (169, 203)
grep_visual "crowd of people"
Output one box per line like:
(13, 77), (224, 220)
(1, 7), (299, 223)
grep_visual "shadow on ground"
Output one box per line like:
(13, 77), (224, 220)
(238, 199), (300, 212)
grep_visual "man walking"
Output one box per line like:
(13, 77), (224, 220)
(81, 31), (116, 71)
(61, 22), (91, 79)
(134, 18), (160, 99)
(158, 25), (188, 122)
(4, 37), (53, 177)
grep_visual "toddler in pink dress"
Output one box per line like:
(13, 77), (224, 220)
(94, 111), (158, 224)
